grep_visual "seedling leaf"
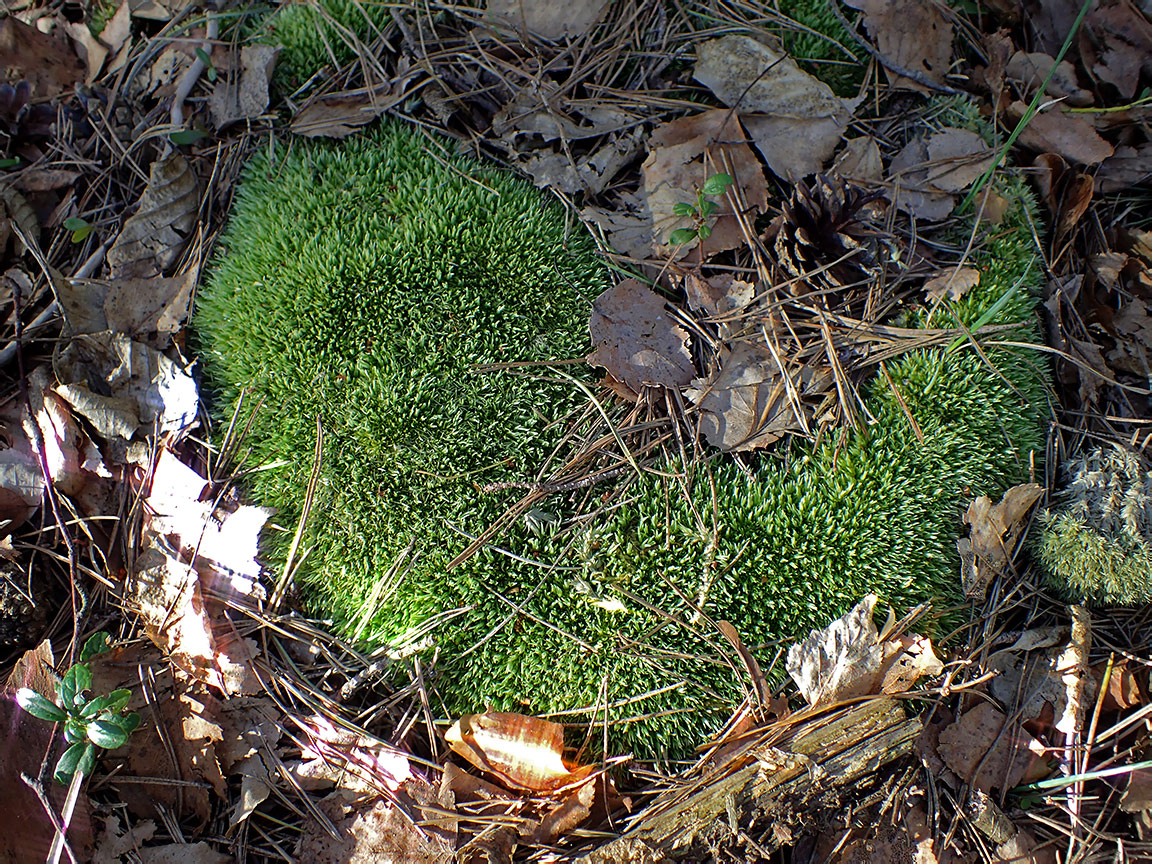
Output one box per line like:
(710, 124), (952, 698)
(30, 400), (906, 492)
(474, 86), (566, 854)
(672, 202), (695, 216)
(15, 688), (66, 724)
(668, 228), (697, 245)
(80, 631), (111, 661)
(60, 663), (92, 708)
(701, 173), (734, 195)
(54, 741), (95, 785)
(87, 719), (129, 749)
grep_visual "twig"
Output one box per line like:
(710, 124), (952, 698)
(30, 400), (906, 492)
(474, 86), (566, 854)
(477, 464), (628, 494)
(170, 5), (219, 128)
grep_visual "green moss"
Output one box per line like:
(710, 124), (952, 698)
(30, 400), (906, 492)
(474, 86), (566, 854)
(1038, 446), (1152, 605)
(197, 120), (1047, 758)
(777, 0), (863, 95)
(261, 0), (393, 86)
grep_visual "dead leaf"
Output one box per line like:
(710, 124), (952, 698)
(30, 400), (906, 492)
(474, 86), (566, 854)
(1032, 153), (1093, 240)
(936, 703), (1046, 793)
(520, 131), (643, 196)
(845, 0), (954, 91)
(129, 0), (197, 21)
(287, 714), (416, 796)
(527, 779), (598, 844)
(925, 128), (996, 192)
(107, 154), (199, 280)
(60, 269), (197, 347)
(137, 842), (230, 864)
(684, 342), (798, 452)
(581, 194), (653, 262)
(1122, 767), (1152, 814)
(1082, 1), (1152, 99)
(785, 594), (942, 707)
(833, 136), (885, 183)
(445, 711), (595, 792)
(1096, 143), (1152, 193)
(64, 0), (132, 83)
(129, 448), (267, 695)
(1010, 101), (1114, 165)
(93, 814), (157, 864)
(682, 272), (755, 318)
(209, 44), (278, 129)
(0, 17), (87, 99)
(958, 483), (1043, 598)
(1094, 657), (1145, 711)
(290, 84), (402, 138)
(492, 82), (634, 143)
(298, 791), (452, 864)
(53, 332), (199, 443)
(1068, 336), (1111, 406)
(1005, 51), (1093, 106)
(888, 136), (955, 221)
(484, 0), (610, 41)
(642, 109), (768, 256)
(924, 266), (980, 302)
(588, 279), (695, 390)
(694, 35), (856, 180)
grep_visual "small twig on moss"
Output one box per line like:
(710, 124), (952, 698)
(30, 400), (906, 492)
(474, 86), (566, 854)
(477, 464), (629, 494)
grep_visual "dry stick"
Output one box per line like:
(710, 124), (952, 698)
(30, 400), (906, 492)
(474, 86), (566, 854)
(170, 7), (219, 130)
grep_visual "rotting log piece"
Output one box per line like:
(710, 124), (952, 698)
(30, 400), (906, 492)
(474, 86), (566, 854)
(582, 697), (921, 863)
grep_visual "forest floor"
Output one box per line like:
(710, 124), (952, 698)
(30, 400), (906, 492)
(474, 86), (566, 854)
(2, 0), (1152, 861)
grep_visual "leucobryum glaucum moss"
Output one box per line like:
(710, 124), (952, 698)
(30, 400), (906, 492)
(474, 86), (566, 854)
(197, 117), (1048, 758)
(1039, 446), (1152, 605)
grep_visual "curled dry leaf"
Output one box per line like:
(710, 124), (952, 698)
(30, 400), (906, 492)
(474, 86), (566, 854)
(290, 84), (402, 139)
(53, 331), (199, 445)
(1032, 152), (1093, 240)
(445, 711), (595, 792)
(1005, 51), (1093, 106)
(642, 109), (768, 257)
(785, 594), (943, 708)
(844, 0), (954, 91)
(107, 154), (199, 279)
(588, 279), (695, 391)
(1082, 0), (1152, 99)
(694, 35), (856, 181)
(957, 483), (1043, 598)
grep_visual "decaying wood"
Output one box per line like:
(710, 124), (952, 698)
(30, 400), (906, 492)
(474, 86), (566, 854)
(581, 697), (920, 863)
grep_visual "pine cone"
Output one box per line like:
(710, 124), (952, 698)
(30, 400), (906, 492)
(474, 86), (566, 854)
(775, 175), (885, 302)
(0, 561), (47, 651)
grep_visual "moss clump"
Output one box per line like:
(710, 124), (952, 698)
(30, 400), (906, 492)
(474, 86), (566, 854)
(1038, 446), (1152, 605)
(262, 0), (393, 85)
(198, 119), (1047, 758)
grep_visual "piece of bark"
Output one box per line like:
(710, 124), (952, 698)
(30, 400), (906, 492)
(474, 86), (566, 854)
(580, 697), (920, 862)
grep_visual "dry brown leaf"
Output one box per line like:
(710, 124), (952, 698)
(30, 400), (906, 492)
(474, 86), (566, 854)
(492, 82), (634, 142)
(1010, 101), (1114, 165)
(53, 331), (199, 443)
(958, 483), (1043, 598)
(581, 196), (653, 262)
(484, 0), (610, 41)
(60, 269), (197, 346)
(588, 279), (695, 390)
(924, 266), (980, 301)
(888, 136), (955, 221)
(526, 779), (598, 844)
(845, 0), (954, 90)
(136, 843), (231, 864)
(1096, 142), (1152, 193)
(642, 109), (768, 256)
(520, 131), (643, 196)
(290, 84), (402, 138)
(684, 342), (798, 452)
(1068, 336), (1111, 405)
(209, 44), (278, 129)
(833, 136), (885, 183)
(1094, 657), (1146, 711)
(694, 35), (856, 180)
(130, 0), (197, 21)
(682, 272), (755, 318)
(1082, 1), (1152, 99)
(297, 791), (452, 864)
(1005, 50), (1093, 106)
(1032, 153), (1094, 240)
(0, 17), (87, 99)
(1122, 767), (1152, 814)
(1, 188), (40, 257)
(445, 711), (595, 792)
(92, 815), (157, 864)
(64, 0), (132, 83)
(785, 595), (942, 708)
(988, 621), (1095, 729)
(936, 703), (1045, 793)
(925, 128), (996, 192)
(107, 154), (199, 279)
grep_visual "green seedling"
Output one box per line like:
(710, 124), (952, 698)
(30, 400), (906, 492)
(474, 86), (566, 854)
(170, 128), (208, 146)
(195, 47), (218, 83)
(15, 632), (141, 785)
(63, 217), (94, 244)
(669, 173), (734, 246)
(0, 157), (19, 169)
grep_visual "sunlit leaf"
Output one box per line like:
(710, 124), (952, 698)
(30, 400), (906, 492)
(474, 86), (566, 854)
(15, 688), (66, 723)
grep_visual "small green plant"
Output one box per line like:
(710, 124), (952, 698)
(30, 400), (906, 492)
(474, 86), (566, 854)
(669, 173), (734, 246)
(16, 632), (140, 785)
(63, 216), (93, 244)
(194, 47), (218, 83)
